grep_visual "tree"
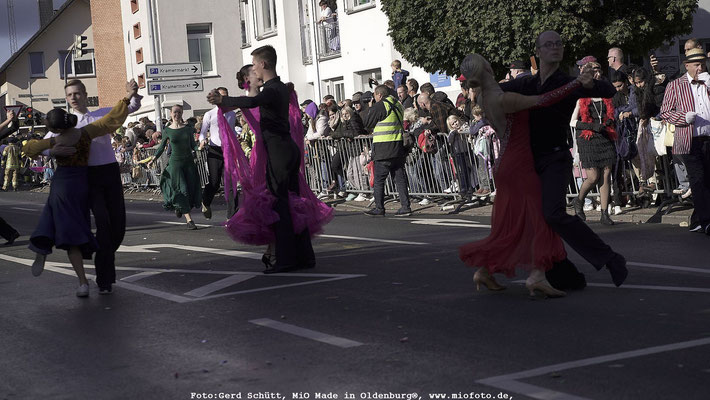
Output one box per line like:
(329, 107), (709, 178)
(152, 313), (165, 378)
(381, 0), (698, 77)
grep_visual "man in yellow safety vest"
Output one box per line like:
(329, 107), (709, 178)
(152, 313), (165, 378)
(362, 84), (412, 217)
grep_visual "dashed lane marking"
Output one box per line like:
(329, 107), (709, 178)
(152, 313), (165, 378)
(183, 274), (256, 297)
(318, 234), (429, 245)
(11, 207), (39, 212)
(249, 318), (363, 348)
(121, 271), (163, 282)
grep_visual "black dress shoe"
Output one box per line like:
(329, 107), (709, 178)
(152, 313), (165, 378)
(546, 259), (587, 290)
(606, 253), (628, 287)
(364, 208), (385, 217)
(263, 265), (299, 274)
(4, 231), (20, 245)
(186, 221), (197, 230)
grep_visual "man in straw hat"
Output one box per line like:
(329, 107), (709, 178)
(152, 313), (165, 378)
(660, 48), (710, 235)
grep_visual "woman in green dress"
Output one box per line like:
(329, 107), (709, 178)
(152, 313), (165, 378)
(149, 104), (202, 229)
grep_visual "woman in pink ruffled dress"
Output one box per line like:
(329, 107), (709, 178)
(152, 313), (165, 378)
(213, 64), (333, 272)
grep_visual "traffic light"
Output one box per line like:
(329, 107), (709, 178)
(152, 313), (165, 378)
(34, 112), (43, 125)
(74, 35), (88, 58)
(24, 107), (34, 126)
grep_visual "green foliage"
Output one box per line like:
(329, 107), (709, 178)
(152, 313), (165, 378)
(381, 0), (698, 77)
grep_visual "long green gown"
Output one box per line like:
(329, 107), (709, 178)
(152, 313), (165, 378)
(153, 125), (202, 214)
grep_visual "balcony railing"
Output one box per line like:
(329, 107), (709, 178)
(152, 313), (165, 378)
(315, 19), (340, 60)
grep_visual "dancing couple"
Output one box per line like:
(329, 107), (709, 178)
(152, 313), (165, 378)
(207, 45), (332, 273)
(459, 31), (628, 298)
(22, 80), (138, 297)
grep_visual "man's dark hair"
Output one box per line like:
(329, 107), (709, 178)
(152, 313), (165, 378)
(420, 82), (435, 95)
(323, 94), (335, 101)
(383, 80), (395, 89)
(251, 45), (277, 70)
(64, 79), (87, 93)
(407, 78), (419, 93)
(374, 84), (390, 98)
(216, 87), (228, 95)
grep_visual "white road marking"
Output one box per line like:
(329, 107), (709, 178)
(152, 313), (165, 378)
(397, 218), (491, 228)
(628, 261), (710, 275)
(117, 243), (262, 259)
(477, 337), (710, 400)
(192, 275), (366, 301)
(184, 274), (255, 297)
(121, 271), (163, 282)
(249, 318), (363, 348)
(11, 207), (39, 212)
(511, 280), (710, 294)
(319, 234), (429, 245)
(158, 221), (212, 228)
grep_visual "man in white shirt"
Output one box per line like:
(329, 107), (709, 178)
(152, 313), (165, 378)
(198, 86), (238, 219)
(44, 79), (142, 293)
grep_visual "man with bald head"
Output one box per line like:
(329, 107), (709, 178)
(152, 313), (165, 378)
(500, 30), (628, 290)
(417, 92), (449, 135)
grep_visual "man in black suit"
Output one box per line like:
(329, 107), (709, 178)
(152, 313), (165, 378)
(500, 30), (628, 289)
(207, 45), (314, 274)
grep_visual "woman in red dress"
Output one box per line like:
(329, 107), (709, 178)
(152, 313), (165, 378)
(458, 53), (593, 298)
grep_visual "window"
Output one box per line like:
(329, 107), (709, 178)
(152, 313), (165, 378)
(59, 50), (96, 78)
(356, 68), (382, 92)
(323, 78), (345, 102)
(254, 0), (277, 37)
(137, 73), (146, 88)
(239, 0), (251, 48)
(130, 0), (139, 13)
(297, 0), (312, 64)
(187, 24), (214, 73)
(133, 23), (141, 39)
(29, 52), (45, 78)
(135, 47), (144, 64)
(345, 0), (376, 13)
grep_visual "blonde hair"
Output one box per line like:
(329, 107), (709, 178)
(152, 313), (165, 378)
(403, 107), (418, 123)
(446, 115), (461, 132)
(391, 60), (402, 69)
(472, 105), (484, 117)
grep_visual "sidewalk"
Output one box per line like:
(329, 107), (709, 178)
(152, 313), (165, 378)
(29, 186), (693, 226)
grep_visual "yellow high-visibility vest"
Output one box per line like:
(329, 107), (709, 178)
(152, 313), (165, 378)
(372, 96), (403, 144)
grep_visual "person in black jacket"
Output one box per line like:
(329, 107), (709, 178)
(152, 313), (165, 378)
(207, 45), (315, 273)
(500, 30), (628, 289)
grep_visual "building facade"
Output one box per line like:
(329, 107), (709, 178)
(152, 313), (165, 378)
(0, 0), (98, 116)
(238, 0), (459, 105)
(117, 0), (245, 121)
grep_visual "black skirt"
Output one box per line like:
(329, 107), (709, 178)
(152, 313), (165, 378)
(577, 131), (617, 169)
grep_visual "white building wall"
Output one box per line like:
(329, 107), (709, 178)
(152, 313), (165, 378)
(119, 0), (243, 120)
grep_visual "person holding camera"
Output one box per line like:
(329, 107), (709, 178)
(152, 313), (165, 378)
(363, 84), (411, 217)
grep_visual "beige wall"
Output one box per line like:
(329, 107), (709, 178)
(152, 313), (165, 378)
(4, 1), (97, 114)
(91, 0), (129, 108)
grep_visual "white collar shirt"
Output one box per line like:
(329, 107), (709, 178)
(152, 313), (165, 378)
(688, 72), (710, 137)
(198, 106), (237, 148)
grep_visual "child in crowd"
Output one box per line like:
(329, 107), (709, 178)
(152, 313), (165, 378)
(391, 60), (410, 91)
(447, 115), (473, 198)
(469, 106), (494, 196)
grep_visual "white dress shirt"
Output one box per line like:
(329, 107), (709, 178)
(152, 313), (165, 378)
(198, 107), (237, 147)
(688, 72), (710, 137)
(43, 95), (143, 165)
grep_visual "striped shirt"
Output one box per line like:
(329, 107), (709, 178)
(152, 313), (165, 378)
(660, 74), (707, 154)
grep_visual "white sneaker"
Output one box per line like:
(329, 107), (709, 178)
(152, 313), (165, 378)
(681, 188), (692, 199)
(672, 186), (684, 195)
(418, 198), (431, 206)
(345, 193), (356, 201)
(583, 203), (593, 212)
(613, 205), (622, 215)
(337, 191), (346, 198)
(354, 194), (367, 202)
(595, 204), (602, 212)
(76, 283), (89, 298)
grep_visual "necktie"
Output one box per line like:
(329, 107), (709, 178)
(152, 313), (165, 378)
(692, 79), (705, 85)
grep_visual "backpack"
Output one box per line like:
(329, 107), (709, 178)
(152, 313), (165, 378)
(417, 129), (438, 154)
(615, 117), (638, 161)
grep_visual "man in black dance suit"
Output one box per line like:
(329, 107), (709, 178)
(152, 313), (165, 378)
(207, 45), (315, 273)
(500, 30), (628, 289)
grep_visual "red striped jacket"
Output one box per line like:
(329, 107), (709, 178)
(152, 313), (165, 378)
(660, 74), (710, 154)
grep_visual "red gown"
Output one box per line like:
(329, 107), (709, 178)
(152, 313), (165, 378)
(459, 80), (581, 277)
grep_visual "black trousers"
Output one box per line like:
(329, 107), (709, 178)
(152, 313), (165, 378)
(373, 156), (410, 210)
(202, 145), (238, 218)
(535, 150), (615, 270)
(88, 163), (126, 288)
(681, 136), (710, 227)
(0, 216), (18, 241)
(265, 137), (315, 269)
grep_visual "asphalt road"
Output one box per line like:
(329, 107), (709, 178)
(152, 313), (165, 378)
(1, 191), (709, 400)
